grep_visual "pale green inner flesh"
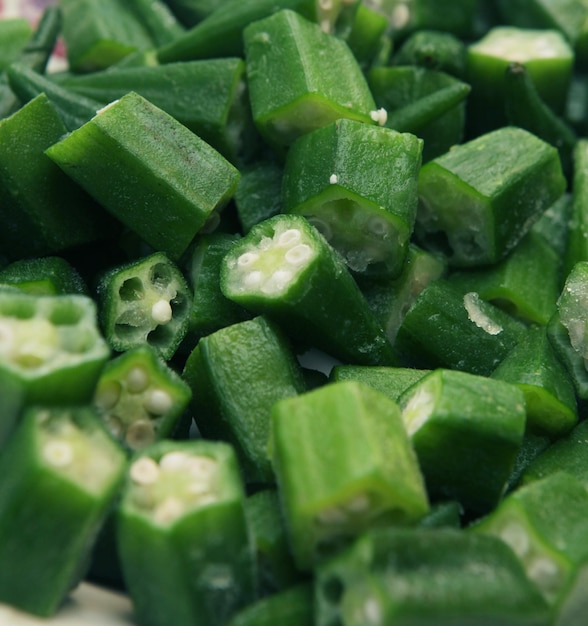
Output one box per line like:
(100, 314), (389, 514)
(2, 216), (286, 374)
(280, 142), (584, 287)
(224, 223), (318, 298)
(37, 411), (122, 495)
(127, 451), (222, 526)
(94, 364), (175, 451)
(471, 27), (573, 62)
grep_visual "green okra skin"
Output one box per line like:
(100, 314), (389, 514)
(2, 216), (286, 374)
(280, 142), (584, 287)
(471, 472), (588, 623)
(127, 0), (186, 47)
(243, 9), (377, 149)
(399, 368), (526, 514)
(282, 119), (422, 278)
(97, 251), (192, 361)
(315, 527), (550, 626)
(563, 140), (588, 277)
(466, 26), (574, 134)
(0, 289), (110, 445)
(418, 500), (463, 529)
(17, 6), (62, 74)
(344, 2), (388, 70)
(164, 0), (226, 27)
(491, 325), (578, 440)
(93, 344), (192, 452)
(367, 66), (469, 162)
(504, 61), (577, 181)
(59, 58), (253, 163)
(0, 93), (116, 261)
(60, 0), (155, 72)
(395, 279), (527, 377)
(183, 233), (251, 344)
(416, 127), (567, 268)
(0, 405), (127, 617)
(182, 316), (306, 483)
(117, 439), (256, 626)
(0, 18), (32, 72)
(244, 489), (305, 594)
(505, 433), (551, 494)
(156, 0), (335, 63)
(229, 583), (314, 626)
(531, 193), (572, 263)
(448, 231), (561, 326)
(358, 243), (446, 343)
(520, 420), (588, 490)
(220, 214), (398, 366)
(7, 63), (103, 131)
(329, 365), (430, 403)
(393, 29), (468, 78)
(270, 380), (430, 571)
(46, 92), (241, 262)
(0, 256), (88, 296)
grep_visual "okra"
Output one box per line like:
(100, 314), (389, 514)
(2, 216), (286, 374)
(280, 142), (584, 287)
(399, 368), (526, 513)
(97, 251), (191, 360)
(315, 527), (550, 626)
(0, 256), (88, 296)
(564, 140), (588, 276)
(127, 0), (186, 47)
(416, 126), (566, 267)
(243, 9), (376, 149)
(46, 91), (241, 262)
(282, 118), (423, 276)
(117, 439), (256, 626)
(182, 316), (306, 483)
(0, 18), (32, 72)
(164, 0), (225, 27)
(220, 213), (398, 366)
(270, 380), (429, 570)
(0, 405), (126, 616)
(93, 344), (192, 451)
(472, 471), (588, 623)
(344, 2), (389, 70)
(532, 192), (572, 263)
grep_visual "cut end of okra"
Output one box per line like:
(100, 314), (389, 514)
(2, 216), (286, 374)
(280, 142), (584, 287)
(223, 218), (319, 300)
(557, 261), (588, 362)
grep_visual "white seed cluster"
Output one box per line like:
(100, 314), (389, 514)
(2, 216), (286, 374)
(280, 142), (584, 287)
(129, 451), (220, 526)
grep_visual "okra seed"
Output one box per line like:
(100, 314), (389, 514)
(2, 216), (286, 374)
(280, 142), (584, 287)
(392, 3), (411, 30)
(259, 236), (272, 251)
(317, 507), (347, 525)
(185, 455), (217, 480)
(319, 0), (333, 10)
(277, 229), (301, 247)
(159, 451), (192, 471)
(363, 597), (383, 625)
(0, 322), (14, 352)
(126, 420), (156, 449)
(369, 108), (387, 126)
(464, 292), (503, 335)
(244, 271), (263, 288)
(329, 174), (338, 184)
(500, 522), (530, 557)
(104, 415), (124, 439)
(130, 457), (160, 485)
(368, 217), (389, 236)
(285, 244), (312, 265)
(262, 270), (294, 294)
(527, 556), (561, 592)
(126, 366), (150, 393)
(144, 389), (173, 415)
(237, 252), (259, 267)
(154, 497), (185, 525)
(151, 299), (173, 325)
(43, 440), (74, 468)
(95, 381), (121, 410)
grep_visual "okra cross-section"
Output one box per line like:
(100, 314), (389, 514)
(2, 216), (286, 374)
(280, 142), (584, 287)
(98, 252), (191, 360)
(94, 344), (192, 451)
(0, 405), (126, 616)
(282, 118), (423, 277)
(220, 214), (397, 366)
(117, 439), (256, 626)
(45, 91), (241, 261)
(270, 380), (429, 570)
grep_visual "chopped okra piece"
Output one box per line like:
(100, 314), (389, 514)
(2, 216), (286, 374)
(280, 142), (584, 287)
(399, 368), (526, 514)
(564, 140), (588, 275)
(0, 256), (88, 296)
(282, 118), (423, 277)
(270, 380), (430, 570)
(448, 231), (561, 326)
(344, 2), (389, 70)
(97, 251), (191, 360)
(505, 433), (551, 494)
(220, 214), (398, 366)
(491, 325), (578, 439)
(416, 127), (566, 267)
(117, 440), (256, 626)
(0, 406), (126, 616)
(315, 527), (550, 626)
(0, 93), (115, 261)
(183, 316), (306, 483)
(466, 26), (574, 133)
(395, 279), (527, 377)
(0, 290), (110, 445)
(45, 91), (241, 262)
(0, 18), (32, 71)
(244, 489), (304, 594)
(472, 472), (588, 622)
(127, 0), (186, 47)
(532, 192), (572, 262)
(243, 9), (377, 149)
(94, 345), (192, 451)
(418, 500), (463, 529)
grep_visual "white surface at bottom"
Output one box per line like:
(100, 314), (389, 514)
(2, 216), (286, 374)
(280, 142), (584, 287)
(0, 584), (134, 626)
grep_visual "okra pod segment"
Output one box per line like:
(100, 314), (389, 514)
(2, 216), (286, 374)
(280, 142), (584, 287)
(220, 213), (398, 366)
(117, 439), (256, 626)
(282, 118), (423, 277)
(270, 380), (429, 570)
(0, 405), (127, 616)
